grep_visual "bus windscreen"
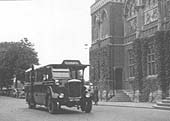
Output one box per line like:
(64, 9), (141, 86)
(52, 68), (70, 79)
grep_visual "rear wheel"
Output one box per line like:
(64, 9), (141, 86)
(28, 101), (36, 109)
(27, 92), (36, 109)
(47, 95), (60, 114)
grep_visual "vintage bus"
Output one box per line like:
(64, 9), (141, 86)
(24, 60), (93, 114)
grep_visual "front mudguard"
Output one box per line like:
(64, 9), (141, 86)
(80, 96), (93, 112)
(85, 96), (93, 101)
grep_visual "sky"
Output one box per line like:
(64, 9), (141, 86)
(0, 0), (94, 66)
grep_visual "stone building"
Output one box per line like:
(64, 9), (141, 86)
(90, 0), (125, 100)
(124, 0), (170, 102)
(90, 0), (170, 102)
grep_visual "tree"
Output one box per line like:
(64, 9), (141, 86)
(0, 38), (39, 89)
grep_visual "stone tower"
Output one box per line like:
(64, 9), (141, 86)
(90, 0), (125, 99)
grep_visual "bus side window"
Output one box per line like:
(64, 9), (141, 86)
(29, 72), (31, 82)
(71, 70), (76, 79)
(43, 74), (48, 81)
(35, 70), (38, 82)
(78, 70), (83, 79)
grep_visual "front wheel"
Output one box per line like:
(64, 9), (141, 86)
(85, 100), (92, 113)
(81, 99), (92, 113)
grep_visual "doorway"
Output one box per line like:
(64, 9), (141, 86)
(114, 68), (123, 90)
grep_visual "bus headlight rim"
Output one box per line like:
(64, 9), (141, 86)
(85, 93), (91, 98)
(58, 93), (64, 98)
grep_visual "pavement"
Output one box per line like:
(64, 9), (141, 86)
(97, 101), (155, 109)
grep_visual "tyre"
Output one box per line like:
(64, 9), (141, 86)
(27, 92), (36, 109)
(84, 100), (92, 113)
(28, 101), (36, 109)
(47, 95), (59, 114)
(80, 100), (85, 111)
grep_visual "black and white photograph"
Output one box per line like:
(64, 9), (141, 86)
(0, 0), (170, 121)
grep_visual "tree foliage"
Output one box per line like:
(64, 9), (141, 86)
(0, 38), (39, 88)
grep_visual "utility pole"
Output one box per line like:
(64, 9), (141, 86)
(30, 65), (35, 104)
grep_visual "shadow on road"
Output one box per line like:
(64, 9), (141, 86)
(29, 106), (85, 115)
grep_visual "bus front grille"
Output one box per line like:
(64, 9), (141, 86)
(68, 82), (82, 97)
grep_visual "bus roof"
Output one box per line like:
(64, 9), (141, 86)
(25, 64), (46, 72)
(25, 60), (90, 72)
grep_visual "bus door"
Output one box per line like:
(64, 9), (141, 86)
(34, 83), (47, 105)
(32, 83), (45, 105)
(41, 84), (47, 105)
(33, 83), (42, 104)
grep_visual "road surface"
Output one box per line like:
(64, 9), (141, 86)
(0, 96), (169, 121)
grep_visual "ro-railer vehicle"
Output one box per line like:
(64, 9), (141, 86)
(24, 60), (93, 114)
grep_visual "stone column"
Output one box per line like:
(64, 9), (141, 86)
(136, 0), (144, 38)
(157, 0), (163, 30)
(134, 0), (144, 102)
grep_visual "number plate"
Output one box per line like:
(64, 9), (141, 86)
(69, 97), (80, 101)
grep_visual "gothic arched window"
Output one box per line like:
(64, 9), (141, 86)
(93, 15), (97, 26)
(93, 15), (99, 41)
(101, 10), (107, 22)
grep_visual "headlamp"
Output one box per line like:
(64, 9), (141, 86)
(85, 93), (91, 98)
(58, 93), (64, 98)
(55, 80), (60, 85)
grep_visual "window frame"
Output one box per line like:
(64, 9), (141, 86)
(128, 49), (136, 77)
(147, 44), (157, 76)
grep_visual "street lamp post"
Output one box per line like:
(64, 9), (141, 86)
(113, 67), (116, 95)
(30, 65), (35, 104)
(83, 43), (90, 81)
